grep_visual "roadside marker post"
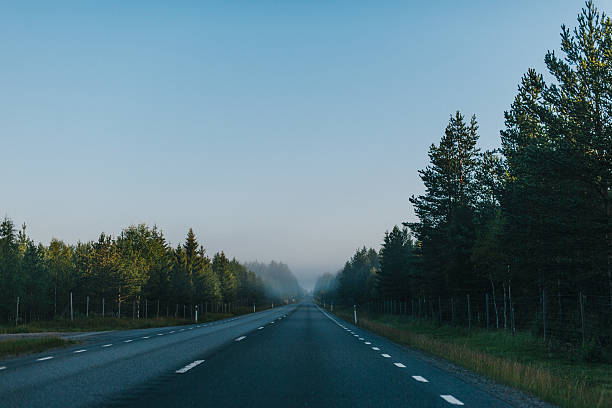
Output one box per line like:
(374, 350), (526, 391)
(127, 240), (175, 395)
(353, 304), (357, 325)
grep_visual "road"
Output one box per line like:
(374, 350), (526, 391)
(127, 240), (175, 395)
(0, 300), (513, 407)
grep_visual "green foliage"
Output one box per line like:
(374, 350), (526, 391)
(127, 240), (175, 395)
(337, 247), (379, 304)
(244, 261), (303, 301)
(0, 220), (289, 322)
(317, 2), (612, 352)
(378, 227), (415, 300)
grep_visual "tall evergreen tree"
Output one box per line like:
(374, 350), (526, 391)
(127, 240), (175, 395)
(408, 112), (481, 296)
(378, 226), (415, 300)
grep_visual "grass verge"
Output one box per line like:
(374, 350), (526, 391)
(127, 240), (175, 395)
(0, 312), (239, 334)
(0, 337), (73, 359)
(332, 306), (612, 408)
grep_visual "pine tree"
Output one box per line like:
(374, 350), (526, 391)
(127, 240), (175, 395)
(407, 112), (481, 296)
(378, 226), (415, 300)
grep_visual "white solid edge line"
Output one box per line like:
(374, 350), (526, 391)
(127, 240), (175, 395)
(440, 395), (464, 405)
(102, 344), (112, 347)
(235, 336), (246, 341)
(381, 354), (391, 358)
(394, 362), (406, 368)
(412, 376), (429, 383)
(73, 349), (87, 353)
(175, 360), (205, 374)
(36, 356), (53, 361)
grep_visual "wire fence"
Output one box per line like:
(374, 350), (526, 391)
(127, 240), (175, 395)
(9, 292), (281, 325)
(330, 291), (612, 350)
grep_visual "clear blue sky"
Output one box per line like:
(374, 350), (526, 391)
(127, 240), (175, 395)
(2, 0), (605, 289)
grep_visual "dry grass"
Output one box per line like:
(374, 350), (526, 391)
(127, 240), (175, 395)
(333, 308), (612, 408)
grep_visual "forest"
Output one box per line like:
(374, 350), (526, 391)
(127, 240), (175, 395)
(315, 2), (611, 351)
(0, 220), (302, 322)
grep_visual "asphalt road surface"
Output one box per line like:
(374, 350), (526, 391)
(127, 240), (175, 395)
(0, 300), (514, 407)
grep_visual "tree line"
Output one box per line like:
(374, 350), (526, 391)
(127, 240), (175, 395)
(315, 1), (611, 346)
(0, 219), (301, 322)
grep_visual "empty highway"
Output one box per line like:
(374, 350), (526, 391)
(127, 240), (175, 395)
(0, 301), (513, 407)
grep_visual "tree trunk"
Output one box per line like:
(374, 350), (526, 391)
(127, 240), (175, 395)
(489, 275), (499, 329)
(606, 188), (612, 311)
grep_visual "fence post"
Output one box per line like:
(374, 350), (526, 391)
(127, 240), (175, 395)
(16, 297), (19, 326)
(503, 282), (507, 330)
(86, 296), (89, 317)
(542, 288), (546, 342)
(579, 292), (585, 347)
(102, 298), (105, 317)
(70, 292), (73, 322)
(467, 294), (471, 330)
(486, 293), (489, 329)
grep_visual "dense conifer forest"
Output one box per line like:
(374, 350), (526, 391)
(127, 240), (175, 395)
(315, 2), (611, 351)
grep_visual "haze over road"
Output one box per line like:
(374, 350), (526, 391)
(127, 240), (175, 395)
(0, 301), (511, 407)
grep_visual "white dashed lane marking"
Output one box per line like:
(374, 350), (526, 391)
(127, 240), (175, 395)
(372, 347), (380, 351)
(394, 362), (406, 368)
(440, 395), (464, 405)
(0, 366), (6, 370)
(142, 336), (150, 339)
(381, 354), (391, 358)
(102, 344), (112, 347)
(36, 356), (53, 361)
(258, 327), (264, 330)
(235, 336), (246, 342)
(123, 339), (133, 343)
(157, 333), (164, 336)
(365, 342), (371, 345)
(358, 338), (364, 341)
(73, 349), (87, 353)
(175, 360), (205, 374)
(412, 376), (429, 382)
